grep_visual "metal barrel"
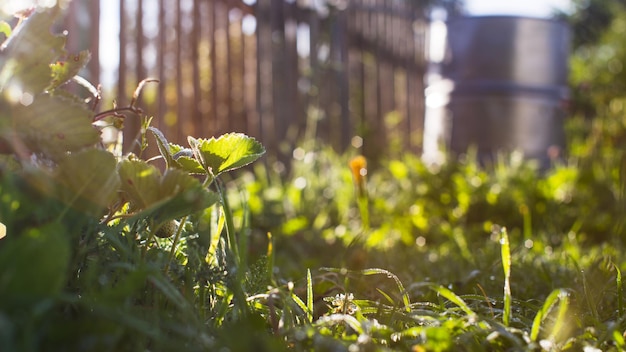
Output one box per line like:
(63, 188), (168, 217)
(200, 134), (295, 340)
(423, 16), (571, 168)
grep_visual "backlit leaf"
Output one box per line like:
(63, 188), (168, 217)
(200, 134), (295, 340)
(0, 10), (66, 95)
(188, 133), (265, 175)
(0, 94), (99, 158)
(0, 21), (11, 39)
(54, 149), (120, 217)
(148, 127), (204, 174)
(119, 158), (219, 224)
(24, 150), (120, 218)
(47, 50), (91, 91)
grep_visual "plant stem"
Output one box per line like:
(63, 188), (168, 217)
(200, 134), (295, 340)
(214, 178), (248, 317)
(357, 195), (370, 231)
(216, 179), (240, 265)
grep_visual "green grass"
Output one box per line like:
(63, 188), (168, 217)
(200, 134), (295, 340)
(5, 6), (626, 349)
(4, 125), (626, 350)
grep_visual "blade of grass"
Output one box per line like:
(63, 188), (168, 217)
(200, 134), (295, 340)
(500, 227), (512, 326)
(206, 204), (224, 266)
(376, 288), (396, 306)
(429, 284), (476, 317)
(266, 232), (275, 285)
(549, 290), (570, 341)
(616, 264), (623, 318)
(320, 267), (411, 312)
(315, 314), (363, 335)
(214, 179), (247, 317)
(359, 268), (411, 313)
(306, 269), (313, 323)
(520, 204), (532, 240)
(290, 292), (309, 320)
(530, 289), (569, 342)
(581, 270), (599, 322)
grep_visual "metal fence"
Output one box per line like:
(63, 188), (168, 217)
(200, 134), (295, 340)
(64, 0), (431, 161)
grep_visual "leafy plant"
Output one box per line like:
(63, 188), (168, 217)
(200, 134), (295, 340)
(0, 6), (272, 350)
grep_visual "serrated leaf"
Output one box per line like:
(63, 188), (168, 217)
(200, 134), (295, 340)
(1, 93), (99, 158)
(47, 50), (91, 90)
(188, 133), (265, 176)
(0, 10), (66, 95)
(119, 158), (219, 224)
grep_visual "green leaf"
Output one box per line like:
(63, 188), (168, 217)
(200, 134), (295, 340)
(148, 126), (176, 168)
(47, 50), (91, 91)
(0, 223), (70, 309)
(0, 10), (66, 95)
(0, 21), (11, 39)
(119, 158), (219, 224)
(25, 150), (120, 218)
(0, 93), (99, 158)
(188, 133), (265, 175)
(118, 159), (161, 210)
(147, 127), (204, 174)
(54, 149), (120, 217)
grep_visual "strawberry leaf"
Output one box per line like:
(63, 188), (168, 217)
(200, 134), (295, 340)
(47, 50), (91, 91)
(0, 10), (66, 95)
(188, 133), (265, 176)
(118, 158), (218, 224)
(0, 93), (99, 158)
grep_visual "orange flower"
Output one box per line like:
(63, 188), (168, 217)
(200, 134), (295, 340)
(349, 155), (367, 197)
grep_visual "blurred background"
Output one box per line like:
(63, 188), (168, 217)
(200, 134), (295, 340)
(9, 0), (623, 169)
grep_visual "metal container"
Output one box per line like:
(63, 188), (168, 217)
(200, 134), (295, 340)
(423, 16), (571, 168)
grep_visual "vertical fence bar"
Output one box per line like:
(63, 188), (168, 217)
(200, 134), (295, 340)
(86, 0), (429, 161)
(89, 0), (100, 85)
(175, 0), (183, 142)
(191, 0), (202, 136)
